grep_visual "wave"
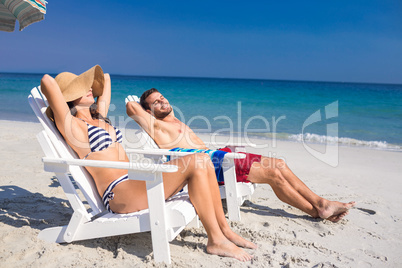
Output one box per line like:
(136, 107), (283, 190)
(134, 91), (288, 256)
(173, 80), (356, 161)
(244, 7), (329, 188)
(288, 133), (401, 150)
(196, 130), (402, 151)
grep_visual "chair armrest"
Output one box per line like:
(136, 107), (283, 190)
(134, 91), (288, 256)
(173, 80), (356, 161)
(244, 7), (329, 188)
(42, 157), (178, 174)
(125, 95), (140, 104)
(125, 148), (246, 159)
(204, 141), (256, 148)
(204, 142), (257, 153)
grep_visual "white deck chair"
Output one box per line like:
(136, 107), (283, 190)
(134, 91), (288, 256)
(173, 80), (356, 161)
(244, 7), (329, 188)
(125, 95), (256, 221)
(28, 87), (197, 264)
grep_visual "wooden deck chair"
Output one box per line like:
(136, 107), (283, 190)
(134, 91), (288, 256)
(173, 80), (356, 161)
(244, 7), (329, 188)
(125, 95), (256, 221)
(28, 87), (197, 264)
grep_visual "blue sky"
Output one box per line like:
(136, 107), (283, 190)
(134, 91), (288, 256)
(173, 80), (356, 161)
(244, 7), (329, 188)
(1, 1), (401, 84)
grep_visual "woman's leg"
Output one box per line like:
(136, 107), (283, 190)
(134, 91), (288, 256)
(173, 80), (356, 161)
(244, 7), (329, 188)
(162, 153), (253, 261)
(201, 156), (257, 249)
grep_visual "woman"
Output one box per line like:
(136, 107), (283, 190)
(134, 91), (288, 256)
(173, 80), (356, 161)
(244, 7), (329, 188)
(41, 65), (256, 261)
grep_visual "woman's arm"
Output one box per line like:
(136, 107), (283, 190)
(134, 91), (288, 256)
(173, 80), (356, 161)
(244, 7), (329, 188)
(96, 73), (111, 118)
(40, 74), (73, 136)
(41, 74), (89, 152)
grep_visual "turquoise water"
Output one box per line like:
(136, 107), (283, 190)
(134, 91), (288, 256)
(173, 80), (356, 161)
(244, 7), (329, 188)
(1, 73), (401, 150)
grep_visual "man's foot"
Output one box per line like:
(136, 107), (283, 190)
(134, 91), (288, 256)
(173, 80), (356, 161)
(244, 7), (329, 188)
(317, 200), (355, 223)
(326, 211), (349, 223)
(222, 229), (257, 249)
(207, 239), (253, 261)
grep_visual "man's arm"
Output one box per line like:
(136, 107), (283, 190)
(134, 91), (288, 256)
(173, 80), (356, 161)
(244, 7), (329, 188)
(126, 101), (158, 136)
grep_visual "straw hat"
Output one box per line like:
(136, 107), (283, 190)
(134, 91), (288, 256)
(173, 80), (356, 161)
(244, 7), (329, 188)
(46, 65), (105, 121)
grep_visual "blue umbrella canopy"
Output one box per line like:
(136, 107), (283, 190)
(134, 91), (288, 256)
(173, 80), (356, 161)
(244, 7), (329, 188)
(0, 0), (46, 32)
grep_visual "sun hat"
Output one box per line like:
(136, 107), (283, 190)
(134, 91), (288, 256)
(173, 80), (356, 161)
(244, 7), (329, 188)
(46, 65), (105, 121)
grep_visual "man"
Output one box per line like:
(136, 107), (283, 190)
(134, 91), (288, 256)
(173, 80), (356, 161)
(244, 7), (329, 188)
(126, 88), (355, 222)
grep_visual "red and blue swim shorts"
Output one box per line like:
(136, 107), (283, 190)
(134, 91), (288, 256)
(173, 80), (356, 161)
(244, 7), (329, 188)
(218, 147), (262, 183)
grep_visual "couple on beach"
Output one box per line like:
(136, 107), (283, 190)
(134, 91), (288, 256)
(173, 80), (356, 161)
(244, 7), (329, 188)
(41, 65), (355, 261)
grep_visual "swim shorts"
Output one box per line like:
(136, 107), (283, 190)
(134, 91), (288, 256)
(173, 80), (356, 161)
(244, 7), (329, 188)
(218, 147), (262, 183)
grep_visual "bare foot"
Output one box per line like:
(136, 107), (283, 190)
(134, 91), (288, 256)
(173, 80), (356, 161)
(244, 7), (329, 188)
(326, 211), (349, 223)
(222, 229), (257, 249)
(207, 239), (253, 261)
(317, 200), (355, 222)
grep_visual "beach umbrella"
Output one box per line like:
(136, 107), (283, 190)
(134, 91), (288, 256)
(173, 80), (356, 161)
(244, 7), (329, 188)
(0, 0), (46, 32)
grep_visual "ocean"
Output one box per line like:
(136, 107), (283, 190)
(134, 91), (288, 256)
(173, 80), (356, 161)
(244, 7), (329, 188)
(1, 73), (401, 151)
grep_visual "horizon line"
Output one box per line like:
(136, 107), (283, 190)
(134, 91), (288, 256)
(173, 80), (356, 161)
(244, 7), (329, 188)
(1, 71), (401, 87)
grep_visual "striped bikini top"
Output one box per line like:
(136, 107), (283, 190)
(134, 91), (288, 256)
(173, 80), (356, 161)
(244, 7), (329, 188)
(79, 119), (123, 159)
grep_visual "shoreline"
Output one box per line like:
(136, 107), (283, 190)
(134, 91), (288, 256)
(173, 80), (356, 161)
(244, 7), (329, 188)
(1, 118), (400, 152)
(1, 119), (402, 267)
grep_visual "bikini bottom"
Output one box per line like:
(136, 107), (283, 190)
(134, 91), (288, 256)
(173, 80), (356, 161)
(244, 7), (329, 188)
(102, 174), (129, 213)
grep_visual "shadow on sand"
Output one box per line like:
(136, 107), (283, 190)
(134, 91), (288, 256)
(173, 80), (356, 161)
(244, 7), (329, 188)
(0, 184), (205, 261)
(0, 184), (72, 230)
(240, 200), (318, 222)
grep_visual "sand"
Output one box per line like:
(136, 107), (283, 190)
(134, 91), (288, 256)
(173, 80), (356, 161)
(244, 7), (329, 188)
(1, 119), (401, 267)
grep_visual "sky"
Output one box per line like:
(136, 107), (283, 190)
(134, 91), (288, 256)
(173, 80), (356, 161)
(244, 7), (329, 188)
(1, 0), (401, 84)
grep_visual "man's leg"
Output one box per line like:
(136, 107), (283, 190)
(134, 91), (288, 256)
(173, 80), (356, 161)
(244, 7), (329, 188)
(247, 157), (354, 222)
(247, 158), (319, 217)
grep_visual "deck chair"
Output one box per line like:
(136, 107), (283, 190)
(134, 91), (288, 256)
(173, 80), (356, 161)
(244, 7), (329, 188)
(28, 87), (197, 264)
(125, 95), (256, 221)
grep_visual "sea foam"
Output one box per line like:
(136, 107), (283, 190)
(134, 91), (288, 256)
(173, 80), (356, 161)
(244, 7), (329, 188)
(288, 133), (401, 151)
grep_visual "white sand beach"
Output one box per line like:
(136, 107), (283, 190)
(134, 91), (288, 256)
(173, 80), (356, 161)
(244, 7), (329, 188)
(1, 119), (401, 267)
